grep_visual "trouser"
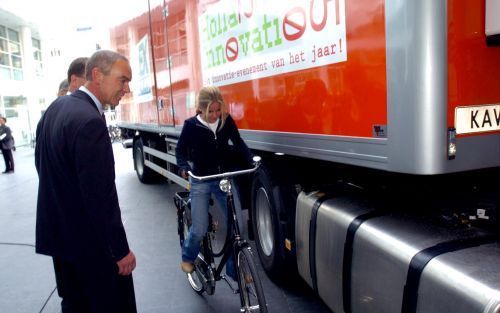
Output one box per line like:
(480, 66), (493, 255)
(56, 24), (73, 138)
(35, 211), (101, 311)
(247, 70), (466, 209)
(182, 178), (237, 279)
(52, 257), (137, 313)
(1, 148), (14, 171)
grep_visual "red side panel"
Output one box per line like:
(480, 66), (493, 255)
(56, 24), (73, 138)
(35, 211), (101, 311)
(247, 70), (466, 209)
(165, 0), (203, 127)
(448, 0), (500, 136)
(199, 0), (387, 137)
(110, 2), (159, 126)
(113, 0), (387, 137)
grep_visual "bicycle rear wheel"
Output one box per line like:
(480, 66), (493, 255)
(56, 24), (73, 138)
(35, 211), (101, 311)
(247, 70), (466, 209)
(237, 246), (268, 313)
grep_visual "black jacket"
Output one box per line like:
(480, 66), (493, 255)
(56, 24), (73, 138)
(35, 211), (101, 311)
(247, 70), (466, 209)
(35, 90), (129, 262)
(175, 115), (253, 176)
(0, 125), (14, 150)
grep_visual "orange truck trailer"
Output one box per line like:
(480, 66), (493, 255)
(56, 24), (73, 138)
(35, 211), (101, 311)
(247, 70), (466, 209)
(111, 1), (500, 312)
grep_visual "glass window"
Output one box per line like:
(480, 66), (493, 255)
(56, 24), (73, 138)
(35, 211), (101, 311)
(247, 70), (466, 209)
(0, 39), (7, 52)
(32, 38), (42, 74)
(13, 69), (23, 80)
(4, 96), (26, 107)
(0, 52), (9, 66)
(0, 27), (24, 81)
(8, 29), (19, 42)
(9, 42), (21, 55)
(11, 55), (22, 68)
(0, 66), (10, 79)
(5, 108), (18, 118)
(4, 96), (14, 107)
(35, 62), (43, 77)
(32, 38), (41, 49)
(34, 50), (42, 61)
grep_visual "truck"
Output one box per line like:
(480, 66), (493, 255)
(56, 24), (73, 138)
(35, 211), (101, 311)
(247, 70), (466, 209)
(110, 1), (500, 312)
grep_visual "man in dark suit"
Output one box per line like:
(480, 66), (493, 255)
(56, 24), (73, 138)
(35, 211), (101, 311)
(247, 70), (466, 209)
(0, 116), (15, 174)
(35, 50), (137, 313)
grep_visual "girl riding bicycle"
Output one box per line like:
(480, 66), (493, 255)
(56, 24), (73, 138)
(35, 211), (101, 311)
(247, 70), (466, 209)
(175, 86), (253, 280)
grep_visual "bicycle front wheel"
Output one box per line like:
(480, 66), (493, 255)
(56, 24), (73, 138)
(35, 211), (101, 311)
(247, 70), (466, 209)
(237, 246), (268, 313)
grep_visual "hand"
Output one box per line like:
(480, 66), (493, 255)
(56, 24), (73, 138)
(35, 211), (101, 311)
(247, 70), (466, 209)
(117, 250), (136, 276)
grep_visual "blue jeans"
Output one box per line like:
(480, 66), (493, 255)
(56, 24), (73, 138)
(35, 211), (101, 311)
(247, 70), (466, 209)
(182, 179), (236, 280)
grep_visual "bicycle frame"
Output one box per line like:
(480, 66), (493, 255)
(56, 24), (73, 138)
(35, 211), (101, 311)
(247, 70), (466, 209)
(207, 185), (249, 281)
(187, 158), (261, 281)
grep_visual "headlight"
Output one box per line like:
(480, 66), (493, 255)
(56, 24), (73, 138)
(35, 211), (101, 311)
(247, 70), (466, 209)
(219, 178), (231, 193)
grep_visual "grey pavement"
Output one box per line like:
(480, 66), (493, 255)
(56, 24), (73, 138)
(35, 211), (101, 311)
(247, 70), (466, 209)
(0, 145), (330, 313)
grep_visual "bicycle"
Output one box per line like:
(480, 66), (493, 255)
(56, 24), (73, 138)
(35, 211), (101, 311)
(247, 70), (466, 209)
(174, 156), (268, 313)
(108, 124), (122, 143)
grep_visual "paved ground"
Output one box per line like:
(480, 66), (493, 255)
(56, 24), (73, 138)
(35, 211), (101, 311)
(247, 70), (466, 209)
(0, 145), (331, 313)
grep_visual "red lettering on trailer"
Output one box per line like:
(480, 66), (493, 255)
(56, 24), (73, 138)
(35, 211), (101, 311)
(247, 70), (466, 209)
(238, 0), (254, 22)
(310, 0), (328, 31)
(226, 37), (239, 61)
(283, 7), (307, 41)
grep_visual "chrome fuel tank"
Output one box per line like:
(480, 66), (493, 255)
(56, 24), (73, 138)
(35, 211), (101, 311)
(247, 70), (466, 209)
(296, 191), (500, 313)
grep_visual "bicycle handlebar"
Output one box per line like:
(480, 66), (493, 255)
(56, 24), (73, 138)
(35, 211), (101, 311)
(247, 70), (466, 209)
(188, 156), (261, 181)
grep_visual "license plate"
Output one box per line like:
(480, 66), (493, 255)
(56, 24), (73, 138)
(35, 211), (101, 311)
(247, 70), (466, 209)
(455, 104), (500, 134)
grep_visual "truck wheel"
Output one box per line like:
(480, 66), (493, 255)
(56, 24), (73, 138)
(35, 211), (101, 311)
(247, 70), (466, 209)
(133, 138), (158, 184)
(251, 166), (286, 278)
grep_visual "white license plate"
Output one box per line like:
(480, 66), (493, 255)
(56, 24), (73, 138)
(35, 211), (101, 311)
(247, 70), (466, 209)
(455, 104), (500, 134)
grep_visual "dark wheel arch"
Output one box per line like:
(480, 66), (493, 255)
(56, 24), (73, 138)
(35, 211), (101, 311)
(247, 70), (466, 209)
(250, 164), (297, 279)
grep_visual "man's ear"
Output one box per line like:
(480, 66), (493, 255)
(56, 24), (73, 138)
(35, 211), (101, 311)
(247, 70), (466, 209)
(92, 67), (103, 83)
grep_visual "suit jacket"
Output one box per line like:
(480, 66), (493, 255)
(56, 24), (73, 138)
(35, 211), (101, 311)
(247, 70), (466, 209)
(35, 90), (129, 262)
(0, 125), (14, 150)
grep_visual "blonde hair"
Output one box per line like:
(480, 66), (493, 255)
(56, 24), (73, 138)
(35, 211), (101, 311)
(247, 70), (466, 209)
(196, 86), (228, 127)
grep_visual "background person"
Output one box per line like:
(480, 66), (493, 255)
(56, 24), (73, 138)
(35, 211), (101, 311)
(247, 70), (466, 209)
(35, 50), (136, 313)
(175, 86), (253, 279)
(0, 116), (15, 174)
(57, 78), (69, 97)
(67, 56), (89, 93)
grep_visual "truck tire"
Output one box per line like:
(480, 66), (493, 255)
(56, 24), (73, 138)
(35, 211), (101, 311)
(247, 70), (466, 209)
(250, 166), (287, 278)
(133, 138), (158, 184)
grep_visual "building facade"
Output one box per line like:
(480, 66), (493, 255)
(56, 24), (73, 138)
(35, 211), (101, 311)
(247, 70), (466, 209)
(0, 8), (46, 147)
